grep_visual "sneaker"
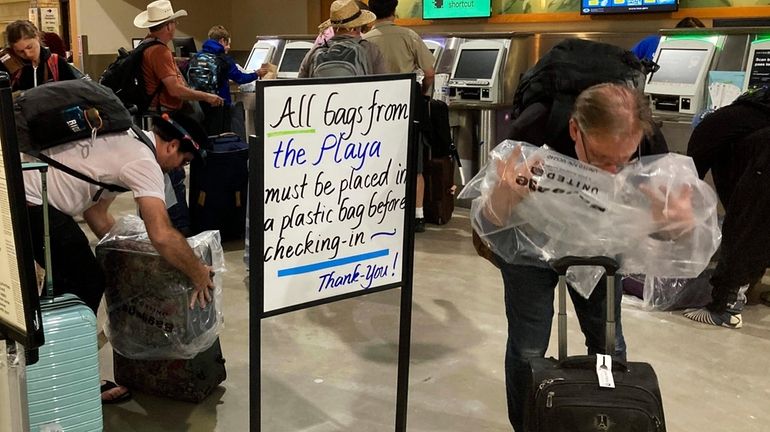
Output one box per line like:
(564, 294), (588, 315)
(415, 218), (426, 233)
(684, 307), (743, 329)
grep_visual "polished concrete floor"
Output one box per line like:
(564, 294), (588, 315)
(94, 197), (770, 432)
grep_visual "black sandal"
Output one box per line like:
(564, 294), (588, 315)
(101, 380), (132, 405)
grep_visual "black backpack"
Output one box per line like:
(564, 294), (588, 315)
(732, 85), (770, 113)
(14, 79), (133, 155)
(99, 39), (164, 112)
(512, 38), (645, 143)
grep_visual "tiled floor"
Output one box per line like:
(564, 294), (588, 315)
(94, 197), (770, 431)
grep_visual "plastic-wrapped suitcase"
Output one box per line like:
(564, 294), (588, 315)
(23, 163), (103, 431)
(113, 337), (226, 403)
(524, 256), (666, 432)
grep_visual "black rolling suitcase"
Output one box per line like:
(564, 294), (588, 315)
(189, 133), (248, 241)
(524, 256), (666, 432)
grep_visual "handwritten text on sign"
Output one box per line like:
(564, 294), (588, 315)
(262, 79), (412, 312)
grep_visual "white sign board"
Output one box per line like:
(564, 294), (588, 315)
(260, 76), (414, 313)
(40, 8), (59, 33)
(0, 136), (26, 334)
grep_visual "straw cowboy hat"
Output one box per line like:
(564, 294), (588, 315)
(319, 0), (376, 30)
(134, 0), (187, 29)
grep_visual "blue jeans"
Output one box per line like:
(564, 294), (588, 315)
(498, 262), (627, 431)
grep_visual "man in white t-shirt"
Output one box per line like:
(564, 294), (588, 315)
(22, 112), (213, 403)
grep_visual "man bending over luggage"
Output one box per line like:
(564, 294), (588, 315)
(485, 83), (671, 431)
(22, 112), (214, 403)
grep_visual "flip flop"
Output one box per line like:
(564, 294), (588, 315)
(101, 380), (132, 405)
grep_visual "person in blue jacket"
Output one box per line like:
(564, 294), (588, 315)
(631, 17), (706, 62)
(196, 25), (268, 135)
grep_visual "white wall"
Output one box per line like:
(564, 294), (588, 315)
(77, 0), (233, 55)
(76, 0), (312, 55)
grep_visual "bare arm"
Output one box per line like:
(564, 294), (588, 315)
(421, 66), (435, 96)
(83, 197), (116, 239)
(160, 75), (224, 106)
(136, 196), (215, 308)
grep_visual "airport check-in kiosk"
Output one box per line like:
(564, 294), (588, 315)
(645, 37), (717, 115)
(744, 40), (770, 92)
(647, 28), (770, 155)
(422, 39), (444, 69)
(422, 33), (531, 188)
(277, 41), (314, 79)
(448, 40), (507, 104)
(235, 36), (315, 136)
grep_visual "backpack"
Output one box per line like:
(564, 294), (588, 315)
(186, 52), (224, 93)
(99, 39), (164, 112)
(512, 38), (645, 144)
(14, 79), (133, 156)
(732, 84), (770, 113)
(309, 38), (370, 78)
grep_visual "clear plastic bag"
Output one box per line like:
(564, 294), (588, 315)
(96, 215), (225, 359)
(459, 140), (721, 297)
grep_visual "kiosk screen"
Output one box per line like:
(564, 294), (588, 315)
(279, 48), (311, 73)
(748, 49), (770, 91)
(649, 48), (709, 85)
(453, 49), (499, 80)
(246, 48), (271, 72)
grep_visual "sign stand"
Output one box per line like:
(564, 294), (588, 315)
(0, 72), (45, 432)
(250, 74), (418, 431)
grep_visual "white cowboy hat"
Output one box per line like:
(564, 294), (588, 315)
(319, 0), (376, 30)
(134, 0), (188, 29)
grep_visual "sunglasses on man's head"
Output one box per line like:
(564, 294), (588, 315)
(160, 113), (201, 155)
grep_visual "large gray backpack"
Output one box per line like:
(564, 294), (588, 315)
(309, 37), (370, 77)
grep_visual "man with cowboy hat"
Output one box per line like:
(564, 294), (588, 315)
(135, 0), (221, 235)
(298, 0), (387, 78)
(134, 0), (224, 114)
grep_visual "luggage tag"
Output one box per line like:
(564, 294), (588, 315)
(596, 354), (615, 388)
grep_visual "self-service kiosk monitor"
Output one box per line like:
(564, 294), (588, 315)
(245, 43), (275, 73)
(240, 42), (275, 92)
(423, 39), (443, 68)
(645, 38), (716, 115)
(277, 41), (313, 79)
(448, 40), (506, 103)
(172, 37), (197, 57)
(743, 40), (770, 92)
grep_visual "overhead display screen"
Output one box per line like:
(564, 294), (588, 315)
(581, 0), (677, 15)
(423, 0), (491, 19)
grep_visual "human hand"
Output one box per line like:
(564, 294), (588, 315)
(496, 144), (543, 200)
(207, 94), (224, 107)
(257, 63), (270, 78)
(640, 183), (695, 239)
(190, 264), (215, 309)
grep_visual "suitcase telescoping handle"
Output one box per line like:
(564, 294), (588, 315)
(22, 162), (54, 299)
(550, 256), (620, 362)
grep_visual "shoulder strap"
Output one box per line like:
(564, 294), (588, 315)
(35, 153), (130, 198)
(47, 53), (59, 82)
(35, 127), (158, 200)
(130, 124), (156, 155)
